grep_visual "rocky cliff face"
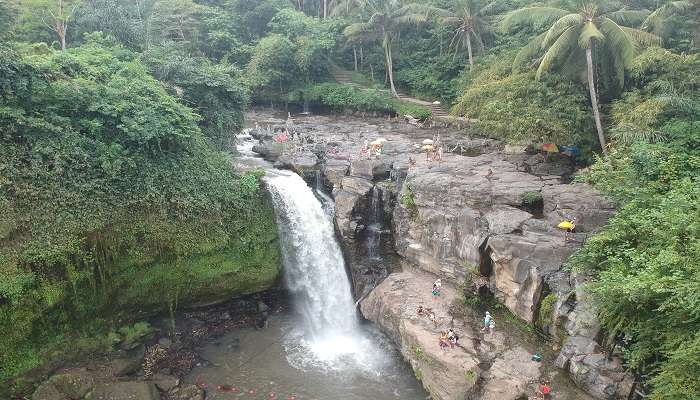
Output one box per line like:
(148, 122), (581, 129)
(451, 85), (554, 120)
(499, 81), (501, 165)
(247, 111), (634, 400)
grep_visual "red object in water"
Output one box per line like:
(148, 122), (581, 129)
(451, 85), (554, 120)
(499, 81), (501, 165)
(268, 393), (277, 399)
(248, 388), (258, 395)
(287, 395), (297, 400)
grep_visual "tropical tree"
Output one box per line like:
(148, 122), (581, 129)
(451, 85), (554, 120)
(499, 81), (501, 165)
(434, 0), (498, 72)
(20, 0), (81, 50)
(502, 3), (661, 153)
(343, 0), (431, 97)
(641, 1), (692, 40)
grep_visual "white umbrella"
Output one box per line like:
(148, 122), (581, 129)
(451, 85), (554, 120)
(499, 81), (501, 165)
(422, 139), (434, 145)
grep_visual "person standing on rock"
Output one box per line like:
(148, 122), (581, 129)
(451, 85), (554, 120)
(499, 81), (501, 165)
(447, 328), (458, 348)
(481, 311), (493, 333)
(428, 310), (438, 328)
(538, 380), (551, 399)
(432, 279), (442, 297)
(439, 331), (450, 350)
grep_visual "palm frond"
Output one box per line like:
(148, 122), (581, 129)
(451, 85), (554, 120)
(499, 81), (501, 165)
(512, 32), (546, 71)
(395, 13), (429, 26)
(598, 17), (635, 86)
(479, 0), (505, 17)
(611, 123), (668, 145)
(344, 22), (375, 38)
(500, 7), (569, 32)
(620, 26), (662, 47)
(641, 1), (692, 28)
(606, 9), (651, 26)
(578, 21), (605, 48)
(542, 13), (583, 49)
(537, 25), (578, 79)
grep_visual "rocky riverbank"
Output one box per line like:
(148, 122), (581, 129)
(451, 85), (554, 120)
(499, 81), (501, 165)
(24, 293), (284, 400)
(247, 109), (634, 400)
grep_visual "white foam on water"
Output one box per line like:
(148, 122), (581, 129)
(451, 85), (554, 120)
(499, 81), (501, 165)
(266, 171), (391, 377)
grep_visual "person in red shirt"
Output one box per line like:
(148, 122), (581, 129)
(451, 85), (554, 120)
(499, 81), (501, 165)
(538, 380), (551, 399)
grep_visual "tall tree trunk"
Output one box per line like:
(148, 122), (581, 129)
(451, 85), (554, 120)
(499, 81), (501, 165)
(586, 46), (607, 154)
(353, 47), (358, 71)
(360, 47), (364, 70)
(57, 0), (67, 51)
(384, 39), (398, 98)
(466, 31), (474, 72)
(323, 0), (327, 18)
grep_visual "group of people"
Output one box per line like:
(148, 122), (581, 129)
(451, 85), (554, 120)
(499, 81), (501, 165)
(421, 277), (554, 398)
(417, 305), (439, 328)
(439, 328), (460, 350)
(360, 139), (384, 159)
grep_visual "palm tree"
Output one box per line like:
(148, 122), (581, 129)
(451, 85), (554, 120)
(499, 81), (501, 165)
(502, 3), (661, 153)
(434, 0), (498, 71)
(641, 1), (692, 40)
(343, 0), (431, 98)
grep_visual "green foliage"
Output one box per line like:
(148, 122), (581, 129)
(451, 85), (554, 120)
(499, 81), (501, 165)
(0, 39), (280, 384)
(521, 190), (543, 206)
(537, 293), (556, 328)
(301, 82), (431, 119)
(571, 101), (700, 396)
(454, 70), (594, 146)
(401, 184), (418, 214)
(246, 34), (297, 93)
(117, 322), (154, 348)
(142, 43), (250, 149)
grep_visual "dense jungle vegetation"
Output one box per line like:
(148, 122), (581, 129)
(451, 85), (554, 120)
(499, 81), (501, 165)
(1, 0), (698, 398)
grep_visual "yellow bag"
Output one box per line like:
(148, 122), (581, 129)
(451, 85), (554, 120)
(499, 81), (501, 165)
(558, 221), (574, 230)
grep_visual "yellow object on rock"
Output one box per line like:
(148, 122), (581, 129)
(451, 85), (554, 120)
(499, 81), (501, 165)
(558, 221), (574, 230)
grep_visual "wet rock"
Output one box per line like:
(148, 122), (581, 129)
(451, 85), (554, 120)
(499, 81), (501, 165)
(322, 160), (349, 188)
(274, 152), (319, 173)
(543, 184), (615, 233)
(556, 336), (633, 399)
(350, 159), (388, 180)
(334, 190), (361, 240)
(88, 381), (160, 400)
(341, 176), (373, 197)
(33, 370), (94, 400)
(361, 270), (543, 400)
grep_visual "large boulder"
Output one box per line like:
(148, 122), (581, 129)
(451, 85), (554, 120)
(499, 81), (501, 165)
(350, 159), (389, 180)
(33, 370), (94, 400)
(556, 337), (634, 400)
(360, 270), (544, 400)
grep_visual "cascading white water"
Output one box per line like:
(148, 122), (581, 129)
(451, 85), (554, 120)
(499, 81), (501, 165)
(266, 171), (358, 336)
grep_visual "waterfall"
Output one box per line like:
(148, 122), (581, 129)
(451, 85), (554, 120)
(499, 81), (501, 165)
(266, 171), (358, 337)
(366, 186), (383, 260)
(314, 171), (335, 219)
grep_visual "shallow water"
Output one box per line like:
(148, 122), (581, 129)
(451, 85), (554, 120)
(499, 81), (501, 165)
(184, 313), (427, 400)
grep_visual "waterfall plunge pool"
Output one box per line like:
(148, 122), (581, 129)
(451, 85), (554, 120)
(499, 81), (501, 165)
(183, 311), (427, 400)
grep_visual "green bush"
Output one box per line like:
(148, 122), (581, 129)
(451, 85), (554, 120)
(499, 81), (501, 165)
(521, 191), (543, 206)
(0, 40), (280, 384)
(301, 83), (431, 119)
(453, 71), (594, 147)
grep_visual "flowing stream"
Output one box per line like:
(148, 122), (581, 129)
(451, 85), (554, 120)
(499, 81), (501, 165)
(183, 124), (426, 400)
